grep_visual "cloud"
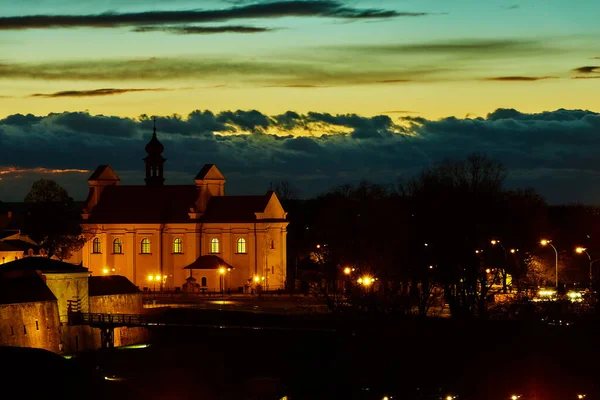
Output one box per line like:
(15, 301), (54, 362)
(484, 76), (559, 81)
(573, 76), (600, 79)
(0, 1), (430, 31)
(573, 66), (600, 74)
(0, 166), (89, 181)
(330, 39), (554, 57)
(504, 5), (520, 9)
(0, 57), (446, 86)
(2, 107), (600, 204)
(132, 25), (275, 34)
(381, 110), (418, 114)
(28, 88), (172, 98)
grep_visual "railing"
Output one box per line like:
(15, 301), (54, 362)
(78, 313), (156, 327)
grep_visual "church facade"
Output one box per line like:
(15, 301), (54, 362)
(68, 127), (288, 292)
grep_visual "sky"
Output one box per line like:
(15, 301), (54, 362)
(1, 0), (599, 203)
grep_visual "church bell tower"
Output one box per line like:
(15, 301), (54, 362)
(144, 119), (166, 186)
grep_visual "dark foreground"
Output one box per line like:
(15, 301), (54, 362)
(4, 312), (600, 399)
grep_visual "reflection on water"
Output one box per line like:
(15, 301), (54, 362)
(70, 320), (600, 400)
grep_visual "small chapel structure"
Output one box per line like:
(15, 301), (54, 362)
(68, 125), (288, 292)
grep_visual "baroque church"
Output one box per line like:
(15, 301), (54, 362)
(68, 125), (288, 292)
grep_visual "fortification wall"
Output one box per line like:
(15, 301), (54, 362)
(0, 301), (60, 353)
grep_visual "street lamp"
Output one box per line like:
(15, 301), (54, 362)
(541, 239), (559, 289)
(575, 247), (597, 292)
(343, 267), (351, 275)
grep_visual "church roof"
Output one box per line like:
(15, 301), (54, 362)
(183, 255), (234, 270)
(89, 275), (141, 296)
(87, 185), (198, 223)
(0, 239), (40, 253)
(201, 192), (273, 222)
(0, 275), (57, 305)
(86, 185), (281, 223)
(0, 257), (88, 274)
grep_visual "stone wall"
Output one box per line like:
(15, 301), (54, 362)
(89, 293), (143, 314)
(44, 272), (89, 323)
(0, 300), (60, 353)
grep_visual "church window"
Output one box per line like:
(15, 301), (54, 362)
(201, 277), (207, 287)
(236, 238), (246, 254)
(113, 238), (122, 254)
(173, 238), (183, 254)
(141, 238), (151, 254)
(92, 238), (101, 254)
(210, 238), (219, 254)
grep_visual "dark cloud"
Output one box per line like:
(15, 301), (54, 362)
(2, 108), (600, 204)
(573, 66), (600, 74)
(0, 1), (429, 30)
(0, 57), (445, 86)
(331, 39), (553, 56)
(132, 25), (274, 34)
(29, 88), (171, 98)
(505, 5), (520, 9)
(573, 76), (600, 79)
(484, 76), (559, 81)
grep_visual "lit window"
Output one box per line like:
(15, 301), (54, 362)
(173, 238), (183, 254)
(92, 238), (101, 254)
(210, 238), (219, 254)
(236, 238), (246, 254)
(141, 238), (151, 254)
(113, 238), (122, 254)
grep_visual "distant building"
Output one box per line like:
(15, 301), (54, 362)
(69, 125), (289, 292)
(0, 229), (45, 264)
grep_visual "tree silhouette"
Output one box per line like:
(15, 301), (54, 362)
(22, 179), (87, 260)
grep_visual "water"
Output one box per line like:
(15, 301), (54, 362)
(70, 317), (600, 400)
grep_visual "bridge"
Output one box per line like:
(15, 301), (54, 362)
(68, 310), (336, 349)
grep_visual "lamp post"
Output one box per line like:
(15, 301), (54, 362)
(491, 239), (508, 292)
(575, 247), (598, 292)
(541, 239), (558, 289)
(219, 267), (226, 295)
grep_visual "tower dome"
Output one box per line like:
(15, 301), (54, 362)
(145, 124), (164, 155)
(143, 119), (166, 186)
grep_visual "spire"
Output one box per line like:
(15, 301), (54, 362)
(143, 118), (166, 186)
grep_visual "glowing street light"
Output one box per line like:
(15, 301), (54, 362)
(491, 239), (498, 245)
(575, 247), (596, 292)
(541, 239), (559, 288)
(102, 268), (109, 275)
(344, 267), (351, 275)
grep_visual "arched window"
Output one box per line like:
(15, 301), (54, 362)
(141, 238), (151, 254)
(92, 238), (101, 254)
(210, 238), (219, 254)
(236, 238), (246, 254)
(113, 238), (122, 254)
(173, 238), (183, 254)
(201, 277), (207, 287)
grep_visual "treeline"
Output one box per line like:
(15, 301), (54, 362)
(278, 153), (600, 318)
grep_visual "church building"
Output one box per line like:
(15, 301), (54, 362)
(68, 126), (288, 292)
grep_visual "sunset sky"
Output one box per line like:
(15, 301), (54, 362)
(1, 0), (600, 203)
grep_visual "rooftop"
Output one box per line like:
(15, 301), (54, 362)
(0, 256), (88, 274)
(89, 275), (141, 296)
(0, 275), (57, 305)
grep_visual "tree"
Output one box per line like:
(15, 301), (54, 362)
(22, 179), (87, 260)
(269, 180), (299, 202)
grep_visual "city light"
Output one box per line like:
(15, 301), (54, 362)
(147, 275), (154, 281)
(538, 289), (556, 297)
(510, 249), (516, 254)
(219, 267), (226, 274)
(344, 267), (351, 275)
(486, 269), (491, 274)
(102, 268), (109, 275)
(154, 274), (161, 281)
(491, 239), (498, 245)
(511, 395), (521, 400)
(540, 239), (550, 246)
(253, 276), (260, 283)
(578, 394), (587, 399)
(576, 247), (586, 254)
